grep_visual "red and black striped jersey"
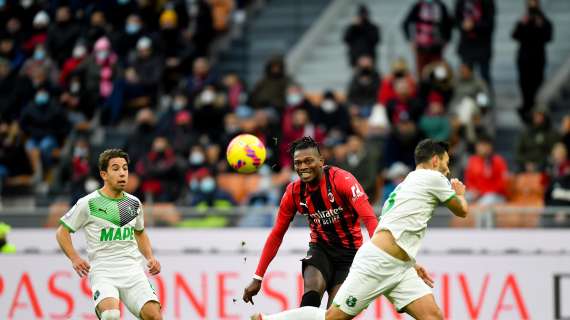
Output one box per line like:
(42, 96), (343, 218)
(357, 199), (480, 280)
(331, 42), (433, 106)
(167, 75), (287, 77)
(254, 166), (378, 278)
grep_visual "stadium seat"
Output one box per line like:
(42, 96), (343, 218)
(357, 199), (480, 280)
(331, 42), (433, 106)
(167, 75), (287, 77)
(496, 173), (545, 228)
(216, 173), (260, 204)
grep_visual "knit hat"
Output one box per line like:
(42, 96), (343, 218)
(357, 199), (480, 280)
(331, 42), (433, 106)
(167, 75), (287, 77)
(160, 9), (178, 27)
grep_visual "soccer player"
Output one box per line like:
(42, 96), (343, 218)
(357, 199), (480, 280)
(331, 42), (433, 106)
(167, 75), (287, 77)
(251, 139), (468, 320)
(56, 149), (162, 320)
(242, 136), (379, 308)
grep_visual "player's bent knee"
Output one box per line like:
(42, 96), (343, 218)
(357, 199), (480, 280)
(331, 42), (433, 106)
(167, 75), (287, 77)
(100, 309), (120, 320)
(140, 301), (162, 320)
(325, 305), (354, 320)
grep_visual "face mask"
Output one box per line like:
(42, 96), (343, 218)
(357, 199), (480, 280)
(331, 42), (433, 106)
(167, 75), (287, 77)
(33, 49), (45, 61)
(117, 0), (130, 4)
(173, 100), (185, 111)
(35, 92), (49, 105)
(394, 71), (406, 78)
(96, 50), (109, 61)
(138, 123), (154, 132)
(70, 81), (81, 94)
(200, 90), (215, 104)
(0, 0), (6, 8)
(286, 93), (302, 106)
(72, 46), (86, 59)
(125, 23), (141, 34)
(20, 0), (33, 8)
(200, 177), (216, 193)
(190, 179), (199, 191)
(74, 146), (88, 158)
(189, 152), (205, 165)
(321, 100), (337, 113)
(476, 93), (489, 107)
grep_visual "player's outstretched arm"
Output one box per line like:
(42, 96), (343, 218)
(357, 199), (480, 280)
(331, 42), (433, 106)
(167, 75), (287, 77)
(55, 225), (91, 277)
(445, 178), (469, 218)
(134, 229), (161, 275)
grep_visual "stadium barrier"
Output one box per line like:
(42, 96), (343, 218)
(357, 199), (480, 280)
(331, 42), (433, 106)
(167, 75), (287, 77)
(1, 229), (570, 319)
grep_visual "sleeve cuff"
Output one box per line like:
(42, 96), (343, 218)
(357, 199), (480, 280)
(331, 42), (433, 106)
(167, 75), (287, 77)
(253, 274), (263, 281)
(59, 220), (76, 233)
(443, 193), (457, 204)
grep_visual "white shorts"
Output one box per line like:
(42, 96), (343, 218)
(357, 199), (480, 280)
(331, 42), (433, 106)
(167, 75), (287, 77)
(90, 268), (159, 318)
(332, 241), (432, 315)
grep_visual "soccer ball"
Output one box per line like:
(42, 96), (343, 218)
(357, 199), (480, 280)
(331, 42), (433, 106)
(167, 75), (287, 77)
(226, 134), (266, 173)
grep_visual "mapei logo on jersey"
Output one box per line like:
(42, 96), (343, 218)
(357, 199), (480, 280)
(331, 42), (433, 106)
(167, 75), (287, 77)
(350, 184), (364, 201)
(100, 226), (135, 242)
(126, 205), (137, 217)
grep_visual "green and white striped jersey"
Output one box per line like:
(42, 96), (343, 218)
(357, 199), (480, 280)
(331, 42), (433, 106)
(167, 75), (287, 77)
(60, 190), (144, 271)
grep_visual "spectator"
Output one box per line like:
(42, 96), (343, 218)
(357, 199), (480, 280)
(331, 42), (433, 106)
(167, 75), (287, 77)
(464, 134), (508, 206)
(190, 0), (215, 57)
(187, 57), (218, 100)
(383, 114), (424, 168)
(450, 62), (491, 113)
(512, 0), (553, 124)
(75, 36), (121, 122)
(0, 57), (16, 119)
(316, 90), (352, 138)
(192, 85), (230, 142)
(279, 108), (326, 169)
(561, 115), (570, 154)
(377, 57), (416, 105)
(136, 136), (183, 202)
(82, 10), (110, 48)
(281, 83), (316, 127)
(419, 60), (454, 107)
(59, 42), (87, 87)
(123, 36), (163, 107)
(22, 10), (49, 54)
(516, 109), (560, 172)
(169, 110), (198, 157)
(68, 137), (96, 204)
(159, 9), (194, 92)
(20, 88), (70, 184)
(0, 119), (33, 190)
(385, 78), (423, 126)
(125, 108), (158, 165)
(541, 170), (570, 228)
(0, 34), (25, 72)
(402, 0), (453, 76)
(20, 43), (59, 84)
(60, 74), (96, 127)
(419, 92), (451, 141)
(347, 55), (381, 117)
(547, 142), (570, 180)
(250, 55), (293, 110)
(46, 5), (80, 66)
(454, 0), (495, 86)
(222, 72), (246, 111)
(188, 168), (236, 207)
(111, 13), (147, 61)
(382, 162), (410, 203)
(342, 4), (381, 66)
(339, 135), (380, 198)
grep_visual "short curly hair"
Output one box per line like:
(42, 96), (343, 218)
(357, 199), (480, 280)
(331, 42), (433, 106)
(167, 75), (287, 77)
(288, 136), (321, 158)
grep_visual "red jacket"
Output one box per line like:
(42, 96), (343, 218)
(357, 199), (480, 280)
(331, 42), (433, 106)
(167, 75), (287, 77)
(465, 154), (508, 196)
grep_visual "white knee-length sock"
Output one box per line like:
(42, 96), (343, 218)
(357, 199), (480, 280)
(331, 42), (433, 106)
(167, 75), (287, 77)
(263, 306), (326, 320)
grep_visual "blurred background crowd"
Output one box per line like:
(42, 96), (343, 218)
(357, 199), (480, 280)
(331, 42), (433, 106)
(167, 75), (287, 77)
(0, 0), (569, 231)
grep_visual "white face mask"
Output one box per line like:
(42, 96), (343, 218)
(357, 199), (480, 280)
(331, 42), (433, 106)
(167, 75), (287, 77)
(96, 50), (109, 61)
(73, 46), (86, 59)
(200, 177), (216, 193)
(321, 100), (337, 113)
(200, 90), (215, 104)
(286, 93), (303, 106)
(189, 152), (205, 165)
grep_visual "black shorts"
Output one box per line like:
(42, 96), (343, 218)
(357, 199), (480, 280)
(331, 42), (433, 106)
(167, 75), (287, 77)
(301, 242), (358, 291)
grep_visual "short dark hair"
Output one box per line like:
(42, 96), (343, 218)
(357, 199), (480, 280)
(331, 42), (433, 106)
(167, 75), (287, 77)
(288, 136), (321, 158)
(98, 149), (129, 171)
(414, 139), (449, 165)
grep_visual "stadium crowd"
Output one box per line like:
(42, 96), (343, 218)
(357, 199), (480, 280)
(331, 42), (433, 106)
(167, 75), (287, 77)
(0, 0), (569, 228)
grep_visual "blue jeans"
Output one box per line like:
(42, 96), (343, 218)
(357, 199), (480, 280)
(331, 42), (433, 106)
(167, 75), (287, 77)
(25, 136), (58, 167)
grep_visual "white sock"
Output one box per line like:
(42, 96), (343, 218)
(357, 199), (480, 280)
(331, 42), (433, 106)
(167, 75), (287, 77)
(263, 306), (326, 320)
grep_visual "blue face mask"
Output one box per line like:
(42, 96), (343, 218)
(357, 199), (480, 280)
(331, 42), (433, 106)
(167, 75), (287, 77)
(125, 23), (141, 34)
(117, 0), (130, 4)
(200, 177), (216, 193)
(0, 0), (5, 8)
(34, 50), (46, 61)
(35, 92), (49, 105)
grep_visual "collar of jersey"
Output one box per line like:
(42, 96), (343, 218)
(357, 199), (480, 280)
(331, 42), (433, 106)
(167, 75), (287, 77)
(97, 189), (126, 201)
